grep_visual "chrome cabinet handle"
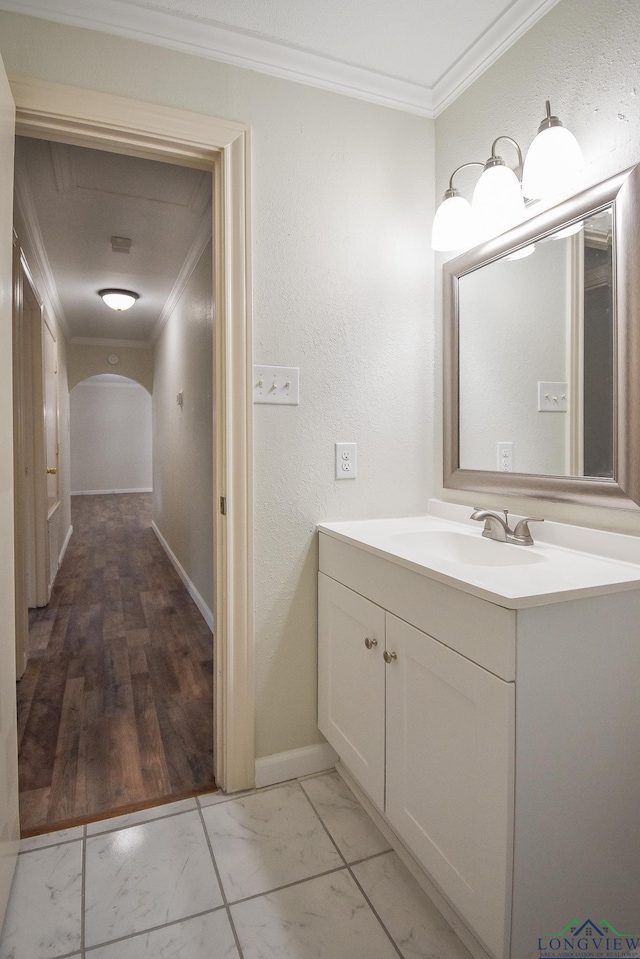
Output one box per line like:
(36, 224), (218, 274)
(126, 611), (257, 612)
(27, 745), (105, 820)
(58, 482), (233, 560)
(364, 637), (377, 650)
(383, 650), (397, 664)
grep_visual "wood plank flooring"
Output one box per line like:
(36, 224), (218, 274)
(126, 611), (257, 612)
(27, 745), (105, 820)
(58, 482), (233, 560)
(18, 493), (215, 835)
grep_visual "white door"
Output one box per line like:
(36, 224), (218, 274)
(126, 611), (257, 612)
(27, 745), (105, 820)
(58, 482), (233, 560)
(318, 574), (385, 809)
(385, 613), (515, 959)
(0, 52), (21, 926)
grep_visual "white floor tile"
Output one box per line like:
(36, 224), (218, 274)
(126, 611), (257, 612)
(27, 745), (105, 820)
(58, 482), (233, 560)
(19, 826), (83, 853)
(84, 810), (222, 947)
(198, 789), (255, 808)
(231, 869), (399, 959)
(300, 772), (390, 862)
(201, 782), (343, 901)
(352, 852), (474, 959)
(86, 798), (198, 835)
(88, 909), (239, 959)
(0, 841), (82, 959)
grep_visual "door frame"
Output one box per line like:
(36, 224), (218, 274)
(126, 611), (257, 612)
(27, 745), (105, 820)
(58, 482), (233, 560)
(10, 75), (255, 794)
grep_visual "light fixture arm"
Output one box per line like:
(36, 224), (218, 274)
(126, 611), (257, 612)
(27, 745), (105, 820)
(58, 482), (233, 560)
(488, 136), (524, 179)
(443, 161), (485, 199)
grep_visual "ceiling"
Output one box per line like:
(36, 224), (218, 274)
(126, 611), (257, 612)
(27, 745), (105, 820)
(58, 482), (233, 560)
(1, 0), (562, 115)
(15, 137), (212, 345)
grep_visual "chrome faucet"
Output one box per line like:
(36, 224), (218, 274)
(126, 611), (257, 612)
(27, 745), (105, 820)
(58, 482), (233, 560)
(470, 508), (544, 546)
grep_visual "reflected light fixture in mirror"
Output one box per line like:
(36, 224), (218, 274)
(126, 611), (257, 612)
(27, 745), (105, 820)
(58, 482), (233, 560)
(432, 101), (583, 252)
(99, 288), (139, 311)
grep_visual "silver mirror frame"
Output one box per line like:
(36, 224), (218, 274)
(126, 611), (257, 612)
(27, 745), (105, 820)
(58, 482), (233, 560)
(443, 163), (640, 510)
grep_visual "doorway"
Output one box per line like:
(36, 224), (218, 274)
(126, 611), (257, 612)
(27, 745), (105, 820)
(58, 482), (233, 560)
(14, 139), (221, 832)
(9, 77), (255, 804)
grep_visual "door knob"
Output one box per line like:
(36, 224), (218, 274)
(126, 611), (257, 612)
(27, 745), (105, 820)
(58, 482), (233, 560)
(47, 467), (57, 475)
(383, 650), (397, 664)
(364, 637), (377, 650)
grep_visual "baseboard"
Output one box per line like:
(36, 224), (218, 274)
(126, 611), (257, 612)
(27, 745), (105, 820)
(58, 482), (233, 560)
(151, 521), (214, 631)
(254, 742), (338, 789)
(71, 488), (153, 495)
(59, 524), (73, 566)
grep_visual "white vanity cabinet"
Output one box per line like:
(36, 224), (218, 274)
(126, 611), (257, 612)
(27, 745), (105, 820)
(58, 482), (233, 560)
(319, 571), (514, 959)
(318, 527), (640, 959)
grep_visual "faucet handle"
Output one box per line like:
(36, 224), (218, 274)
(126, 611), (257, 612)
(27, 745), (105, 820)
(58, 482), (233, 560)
(513, 516), (544, 545)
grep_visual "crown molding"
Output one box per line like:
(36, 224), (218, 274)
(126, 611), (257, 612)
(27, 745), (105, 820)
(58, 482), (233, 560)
(150, 208), (212, 344)
(13, 150), (72, 337)
(1, 0), (561, 117)
(431, 0), (563, 115)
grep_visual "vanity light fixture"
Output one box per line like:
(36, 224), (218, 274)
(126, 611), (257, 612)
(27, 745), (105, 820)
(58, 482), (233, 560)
(522, 101), (584, 200)
(432, 101), (583, 252)
(99, 288), (139, 311)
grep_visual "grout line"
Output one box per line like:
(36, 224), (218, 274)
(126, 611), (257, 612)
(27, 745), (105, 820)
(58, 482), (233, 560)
(83, 802), (199, 838)
(19, 835), (83, 855)
(348, 866), (404, 959)
(225, 864), (351, 908)
(196, 802), (246, 959)
(82, 906), (227, 952)
(297, 778), (348, 867)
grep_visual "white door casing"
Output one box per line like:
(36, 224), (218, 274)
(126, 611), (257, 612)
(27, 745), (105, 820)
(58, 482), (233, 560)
(0, 51), (20, 928)
(9, 75), (255, 795)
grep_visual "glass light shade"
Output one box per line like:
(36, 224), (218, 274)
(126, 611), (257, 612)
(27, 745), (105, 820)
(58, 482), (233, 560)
(99, 289), (139, 311)
(431, 194), (474, 252)
(522, 125), (583, 200)
(471, 164), (525, 242)
(552, 220), (584, 240)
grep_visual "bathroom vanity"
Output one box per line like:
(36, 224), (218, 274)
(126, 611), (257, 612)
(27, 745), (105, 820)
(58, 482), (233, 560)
(317, 502), (640, 959)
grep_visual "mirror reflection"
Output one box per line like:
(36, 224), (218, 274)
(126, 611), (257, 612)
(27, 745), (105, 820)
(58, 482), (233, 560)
(458, 207), (613, 478)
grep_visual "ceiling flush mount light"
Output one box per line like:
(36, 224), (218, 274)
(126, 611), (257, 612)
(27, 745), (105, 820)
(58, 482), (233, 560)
(99, 288), (139, 311)
(432, 101), (583, 252)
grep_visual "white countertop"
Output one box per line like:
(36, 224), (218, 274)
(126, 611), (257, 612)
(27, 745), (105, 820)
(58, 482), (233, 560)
(317, 500), (640, 608)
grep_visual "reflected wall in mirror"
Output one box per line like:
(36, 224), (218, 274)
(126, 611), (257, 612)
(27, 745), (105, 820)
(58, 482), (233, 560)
(444, 164), (640, 509)
(458, 207), (613, 477)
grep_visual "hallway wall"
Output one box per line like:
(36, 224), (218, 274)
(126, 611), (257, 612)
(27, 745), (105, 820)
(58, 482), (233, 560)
(153, 240), (214, 619)
(0, 12), (434, 762)
(70, 377), (152, 494)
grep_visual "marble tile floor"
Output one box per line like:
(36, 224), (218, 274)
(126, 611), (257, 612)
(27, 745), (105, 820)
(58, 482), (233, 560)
(0, 770), (474, 959)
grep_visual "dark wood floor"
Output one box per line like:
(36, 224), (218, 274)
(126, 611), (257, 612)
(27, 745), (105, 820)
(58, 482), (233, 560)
(18, 493), (215, 835)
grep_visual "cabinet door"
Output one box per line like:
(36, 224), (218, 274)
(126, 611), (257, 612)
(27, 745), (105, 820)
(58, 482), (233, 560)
(318, 574), (385, 809)
(385, 614), (514, 959)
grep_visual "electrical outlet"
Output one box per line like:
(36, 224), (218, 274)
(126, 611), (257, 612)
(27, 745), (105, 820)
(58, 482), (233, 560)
(335, 442), (357, 480)
(497, 441), (513, 472)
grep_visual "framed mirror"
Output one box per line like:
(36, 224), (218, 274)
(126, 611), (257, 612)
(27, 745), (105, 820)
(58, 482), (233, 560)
(443, 163), (640, 510)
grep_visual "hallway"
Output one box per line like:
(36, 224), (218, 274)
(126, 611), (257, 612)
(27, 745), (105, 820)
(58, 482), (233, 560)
(17, 493), (214, 835)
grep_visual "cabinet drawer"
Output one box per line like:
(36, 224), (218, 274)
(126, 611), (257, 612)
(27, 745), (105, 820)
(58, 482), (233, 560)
(319, 533), (515, 680)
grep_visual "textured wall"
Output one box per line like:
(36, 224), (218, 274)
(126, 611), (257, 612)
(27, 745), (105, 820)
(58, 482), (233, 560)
(0, 11), (434, 759)
(70, 378), (152, 493)
(435, 0), (640, 534)
(67, 343), (153, 392)
(153, 243), (214, 616)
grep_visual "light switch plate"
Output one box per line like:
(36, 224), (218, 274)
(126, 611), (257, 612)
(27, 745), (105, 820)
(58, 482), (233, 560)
(538, 381), (568, 412)
(254, 366), (299, 405)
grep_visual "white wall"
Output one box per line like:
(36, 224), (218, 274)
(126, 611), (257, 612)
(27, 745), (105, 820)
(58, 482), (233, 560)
(70, 376), (152, 494)
(67, 342), (153, 392)
(458, 237), (569, 475)
(0, 11), (435, 760)
(153, 242), (214, 618)
(435, 0), (640, 535)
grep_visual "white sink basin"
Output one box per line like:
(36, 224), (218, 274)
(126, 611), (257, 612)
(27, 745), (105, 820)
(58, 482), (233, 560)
(388, 530), (546, 567)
